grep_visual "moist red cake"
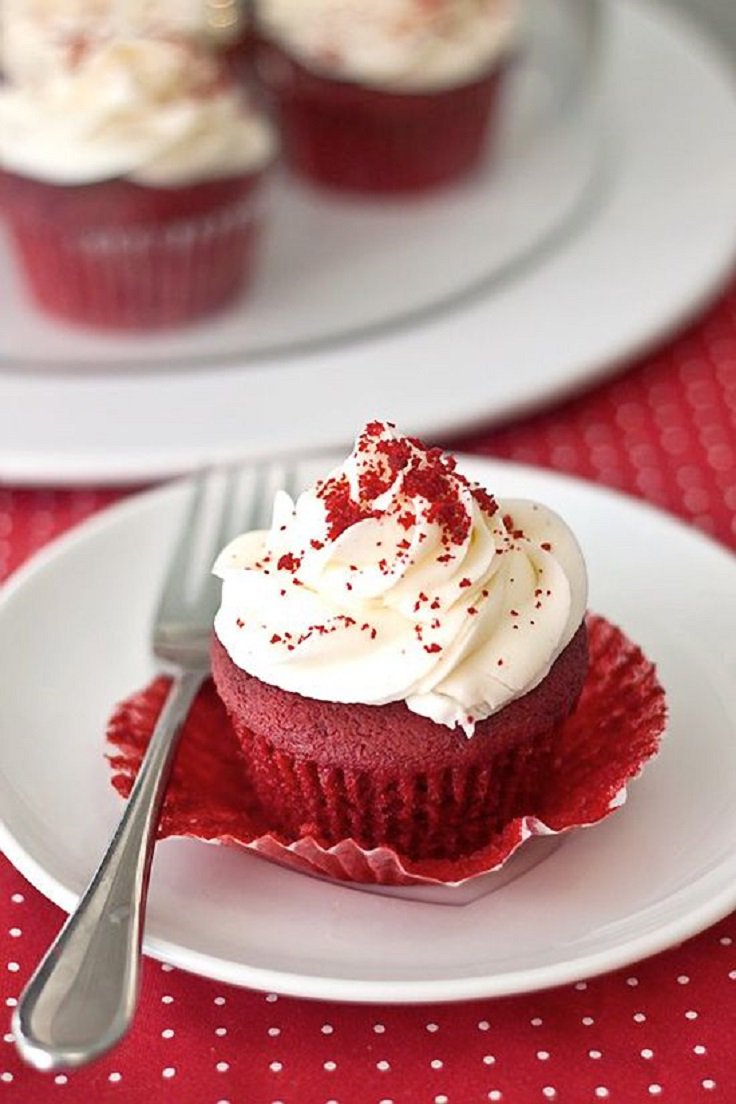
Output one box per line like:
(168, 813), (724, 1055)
(211, 622), (589, 861)
(254, 42), (506, 194)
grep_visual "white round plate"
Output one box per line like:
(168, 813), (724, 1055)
(1, 0), (736, 486)
(1, 457), (735, 1003)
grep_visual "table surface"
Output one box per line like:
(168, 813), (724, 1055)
(1, 276), (735, 1101)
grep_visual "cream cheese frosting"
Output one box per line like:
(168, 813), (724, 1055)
(0, 0), (244, 85)
(213, 422), (588, 735)
(255, 0), (519, 91)
(0, 36), (275, 186)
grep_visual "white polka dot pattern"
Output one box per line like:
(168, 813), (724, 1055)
(0, 286), (735, 1101)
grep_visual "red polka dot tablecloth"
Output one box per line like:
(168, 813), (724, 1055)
(1, 282), (735, 1103)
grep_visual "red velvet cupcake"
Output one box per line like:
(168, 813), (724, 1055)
(211, 422), (590, 862)
(0, 35), (275, 329)
(253, 0), (518, 194)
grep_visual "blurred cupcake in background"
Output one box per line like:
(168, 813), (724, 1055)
(0, 0), (247, 83)
(253, 0), (520, 194)
(0, 34), (276, 330)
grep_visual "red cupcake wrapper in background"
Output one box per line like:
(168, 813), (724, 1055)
(107, 615), (666, 888)
(254, 42), (506, 194)
(0, 170), (267, 330)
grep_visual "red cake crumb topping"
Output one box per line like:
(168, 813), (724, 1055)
(66, 33), (92, 68)
(319, 474), (381, 541)
(233, 425), (514, 659)
(504, 517), (527, 542)
(472, 485), (498, 516)
(277, 552), (301, 573)
(316, 423), (498, 552)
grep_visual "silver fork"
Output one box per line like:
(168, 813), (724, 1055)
(13, 463), (292, 1071)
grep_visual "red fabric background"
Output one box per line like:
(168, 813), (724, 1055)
(1, 283), (735, 1103)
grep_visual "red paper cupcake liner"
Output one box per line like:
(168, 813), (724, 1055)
(254, 42), (506, 194)
(230, 717), (558, 863)
(211, 623), (589, 863)
(107, 614), (666, 888)
(1, 170), (267, 330)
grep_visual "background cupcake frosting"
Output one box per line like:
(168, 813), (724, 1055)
(0, 0), (240, 83)
(255, 0), (520, 90)
(0, 35), (274, 186)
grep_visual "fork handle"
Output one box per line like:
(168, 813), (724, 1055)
(13, 669), (206, 1071)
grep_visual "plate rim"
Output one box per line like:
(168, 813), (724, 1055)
(1, 0), (736, 486)
(1, 457), (736, 1003)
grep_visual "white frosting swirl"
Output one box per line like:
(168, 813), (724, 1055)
(1, 0), (244, 85)
(214, 423), (587, 735)
(256, 0), (519, 91)
(0, 36), (275, 186)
